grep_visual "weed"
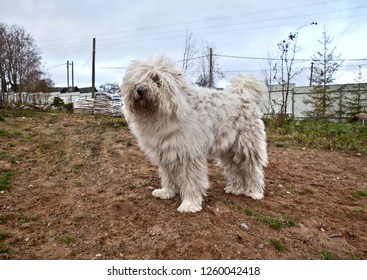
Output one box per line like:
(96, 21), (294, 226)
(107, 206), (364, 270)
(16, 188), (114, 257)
(284, 215), (297, 227)
(72, 162), (85, 170)
(221, 198), (297, 230)
(5, 142), (15, 148)
(17, 215), (37, 224)
(126, 140), (133, 147)
(0, 243), (9, 253)
(351, 189), (367, 199)
(320, 251), (336, 260)
(75, 216), (84, 222)
(212, 172), (226, 181)
(0, 129), (8, 137)
(0, 231), (8, 240)
(59, 235), (76, 245)
(269, 239), (286, 252)
(257, 216), (283, 230)
(0, 215), (7, 224)
(0, 172), (13, 191)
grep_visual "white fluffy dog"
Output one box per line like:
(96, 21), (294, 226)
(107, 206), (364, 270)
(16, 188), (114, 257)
(121, 56), (268, 213)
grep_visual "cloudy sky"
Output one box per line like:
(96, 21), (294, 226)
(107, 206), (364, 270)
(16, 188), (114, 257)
(1, 0), (367, 88)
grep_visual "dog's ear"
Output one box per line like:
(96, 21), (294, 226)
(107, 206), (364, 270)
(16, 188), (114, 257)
(152, 73), (161, 87)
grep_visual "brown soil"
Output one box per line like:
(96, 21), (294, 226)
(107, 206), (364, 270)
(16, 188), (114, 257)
(0, 110), (366, 260)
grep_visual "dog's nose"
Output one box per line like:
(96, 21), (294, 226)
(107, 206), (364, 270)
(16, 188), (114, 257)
(136, 86), (147, 97)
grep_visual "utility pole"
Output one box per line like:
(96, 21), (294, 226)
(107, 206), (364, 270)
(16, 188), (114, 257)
(67, 60), (70, 88)
(71, 61), (74, 88)
(92, 38), (96, 98)
(209, 47), (213, 88)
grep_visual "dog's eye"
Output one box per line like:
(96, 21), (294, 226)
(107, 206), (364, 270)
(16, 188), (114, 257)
(152, 74), (161, 87)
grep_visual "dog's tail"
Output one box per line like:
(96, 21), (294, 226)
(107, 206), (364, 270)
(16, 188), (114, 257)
(228, 74), (267, 105)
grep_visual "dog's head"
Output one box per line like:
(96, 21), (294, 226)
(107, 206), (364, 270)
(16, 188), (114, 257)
(121, 56), (190, 120)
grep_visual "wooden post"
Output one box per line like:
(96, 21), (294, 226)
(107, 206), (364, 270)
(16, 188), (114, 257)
(67, 60), (69, 88)
(209, 48), (213, 88)
(92, 38), (96, 98)
(71, 61), (74, 88)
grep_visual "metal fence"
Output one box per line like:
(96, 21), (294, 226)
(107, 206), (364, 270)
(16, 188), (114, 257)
(1, 91), (93, 106)
(263, 87), (366, 121)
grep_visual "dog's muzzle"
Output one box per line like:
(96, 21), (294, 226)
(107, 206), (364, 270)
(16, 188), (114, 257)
(136, 86), (147, 98)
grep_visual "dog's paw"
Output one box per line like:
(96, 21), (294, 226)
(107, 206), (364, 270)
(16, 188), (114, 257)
(224, 185), (243, 195)
(177, 202), (202, 213)
(152, 188), (175, 199)
(244, 190), (264, 200)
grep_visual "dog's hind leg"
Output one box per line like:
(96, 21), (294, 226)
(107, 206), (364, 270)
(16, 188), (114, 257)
(152, 165), (177, 199)
(175, 157), (210, 213)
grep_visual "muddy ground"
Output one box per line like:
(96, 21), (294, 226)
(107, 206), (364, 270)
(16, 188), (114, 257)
(0, 110), (366, 259)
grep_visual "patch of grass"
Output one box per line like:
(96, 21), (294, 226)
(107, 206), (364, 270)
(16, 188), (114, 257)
(59, 235), (76, 245)
(17, 215), (37, 224)
(0, 215), (7, 224)
(351, 189), (367, 199)
(0, 129), (8, 137)
(320, 251), (336, 260)
(4, 142), (15, 148)
(0, 172), (13, 191)
(0, 114), (4, 122)
(220, 198), (258, 216)
(257, 216), (283, 230)
(0, 231), (8, 240)
(0, 243), (9, 254)
(212, 172), (226, 181)
(126, 139), (133, 147)
(266, 119), (367, 154)
(221, 198), (298, 230)
(269, 239), (286, 252)
(74, 216), (84, 222)
(72, 162), (85, 170)
(113, 118), (129, 129)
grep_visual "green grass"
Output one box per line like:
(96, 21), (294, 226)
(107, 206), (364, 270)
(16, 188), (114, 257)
(17, 215), (37, 224)
(59, 235), (76, 245)
(0, 231), (8, 240)
(0, 243), (9, 254)
(0, 215), (7, 225)
(212, 172), (226, 181)
(352, 189), (367, 199)
(221, 198), (298, 230)
(269, 239), (286, 252)
(320, 251), (336, 260)
(266, 119), (367, 154)
(0, 172), (13, 191)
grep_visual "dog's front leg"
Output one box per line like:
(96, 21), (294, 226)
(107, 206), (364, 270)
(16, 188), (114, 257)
(175, 157), (210, 213)
(152, 165), (177, 199)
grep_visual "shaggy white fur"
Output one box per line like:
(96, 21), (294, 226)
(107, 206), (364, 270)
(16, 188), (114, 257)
(121, 56), (268, 213)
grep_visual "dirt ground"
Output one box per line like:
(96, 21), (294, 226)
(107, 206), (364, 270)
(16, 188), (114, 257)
(0, 110), (366, 260)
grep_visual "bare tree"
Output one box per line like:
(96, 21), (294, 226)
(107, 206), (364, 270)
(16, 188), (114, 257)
(182, 30), (197, 73)
(0, 23), (45, 97)
(271, 22), (317, 123)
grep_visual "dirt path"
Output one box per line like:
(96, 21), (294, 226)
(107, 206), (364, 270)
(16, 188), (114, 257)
(0, 111), (366, 259)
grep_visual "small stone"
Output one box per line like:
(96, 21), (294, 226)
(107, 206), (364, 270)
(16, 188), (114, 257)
(356, 153), (362, 157)
(95, 253), (102, 257)
(257, 243), (265, 249)
(329, 231), (343, 238)
(25, 237), (30, 242)
(240, 223), (250, 231)
(320, 227), (326, 232)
